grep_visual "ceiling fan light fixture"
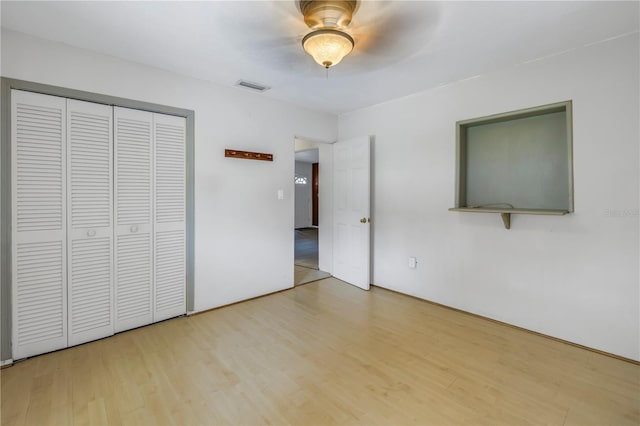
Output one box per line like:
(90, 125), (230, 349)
(299, 0), (357, 29)
(302, 29), (354, 69)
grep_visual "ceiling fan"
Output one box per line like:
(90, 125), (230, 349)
(299, 0), (358, 69)
(297, 0), (432, 71)
(235, 1), (440, 75)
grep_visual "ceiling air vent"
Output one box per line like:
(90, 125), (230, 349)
(235, 80), (271, 92)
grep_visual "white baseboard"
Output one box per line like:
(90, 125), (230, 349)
(1, 359), (13, 367)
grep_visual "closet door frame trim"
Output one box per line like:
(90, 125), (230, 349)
(0, 78), (195, 363)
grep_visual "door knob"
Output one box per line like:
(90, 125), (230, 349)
(360, 217), (367, 223)
(86, 229), (96, 237)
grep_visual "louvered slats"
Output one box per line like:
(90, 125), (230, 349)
(154, 114), (186, 321)
(15, 104), (64, 232)
(116, 234), (152, 322)
(70, 238), (112, 335)
(67, 99), (114, 346)
(116, 117), (151, 225)
(155, 123), (185, 223)
(11, 91), (187, 360)
(12, 90), (68, 359)
(69, 110), (111, 228)
(114, 107), (154, 332)
(15, 241), (65, 346)
(155, 231), (185, 312)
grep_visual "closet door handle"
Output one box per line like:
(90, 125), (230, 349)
(86, 229), (96, 237)
(130, 225), (139, 233)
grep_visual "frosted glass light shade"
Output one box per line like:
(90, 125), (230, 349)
(302, 29), (354, 69)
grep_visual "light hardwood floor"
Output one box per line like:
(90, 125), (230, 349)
(2, 278), (639, 425)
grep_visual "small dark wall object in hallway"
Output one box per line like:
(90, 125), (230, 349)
(312, 162), (319, 226)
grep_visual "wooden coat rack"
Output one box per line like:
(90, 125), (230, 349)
(225, 149), (273, 162)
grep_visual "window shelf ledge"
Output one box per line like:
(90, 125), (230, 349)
(448, 207), (570, 229)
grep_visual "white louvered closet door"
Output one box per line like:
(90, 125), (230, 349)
(11, 90), (68, 359)
(67, 100), (114, 346)
(114, 107), (154, 332)
(153, 113), (186, 321)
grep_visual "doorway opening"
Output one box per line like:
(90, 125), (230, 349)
(294, 144), (331, 285)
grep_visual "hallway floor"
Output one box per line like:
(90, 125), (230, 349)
(294, 227), (319, 270)
(294, 227), (331, 285)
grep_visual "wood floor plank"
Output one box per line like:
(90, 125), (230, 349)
(2, 278), (638, 425)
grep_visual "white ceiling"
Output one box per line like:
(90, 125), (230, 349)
(1, 1), (638, 115)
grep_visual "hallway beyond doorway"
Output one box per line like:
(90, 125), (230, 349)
(294, 227), (330, 285)
(295, 227), (319, 269)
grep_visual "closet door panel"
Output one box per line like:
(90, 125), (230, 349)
(67, 99), (114, 346)
(114, 107), (153, 332)
(11, 90), (67, 359)
(153, 114), (186, 321)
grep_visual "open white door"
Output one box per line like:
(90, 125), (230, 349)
(332, 136), (371, 290)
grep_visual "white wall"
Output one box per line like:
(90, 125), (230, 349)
(339, 34), (640, 360)
(1, 29), (338, 313)
(294, 161), (312, 228)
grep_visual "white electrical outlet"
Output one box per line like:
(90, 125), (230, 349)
(408, 257), (417, 269)
(277, 189), (284, 200)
